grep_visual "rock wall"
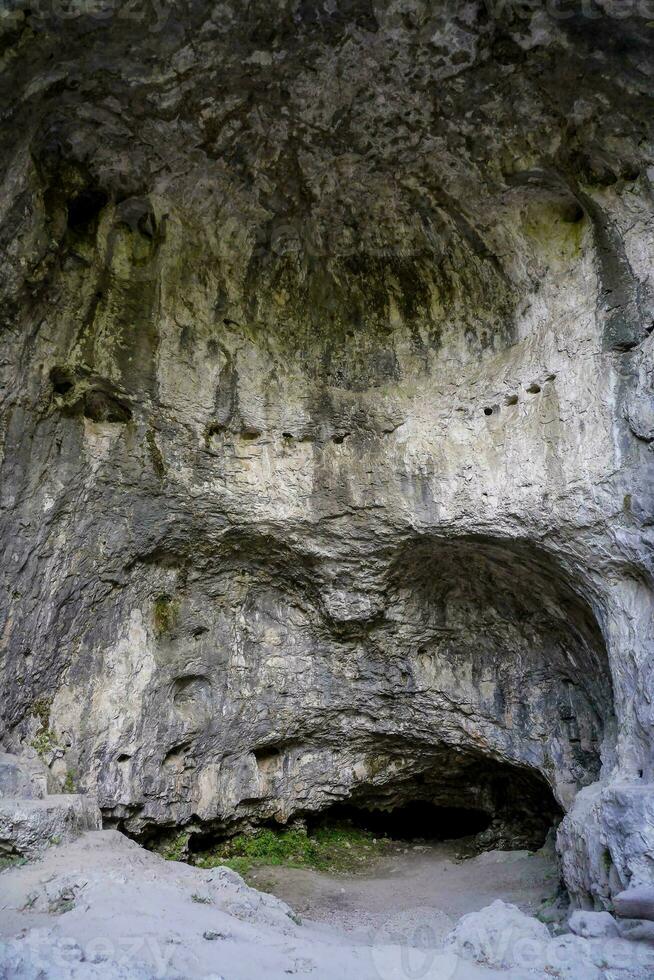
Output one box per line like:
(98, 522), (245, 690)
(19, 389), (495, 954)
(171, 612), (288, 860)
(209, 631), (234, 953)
(1, 0), (653, 905)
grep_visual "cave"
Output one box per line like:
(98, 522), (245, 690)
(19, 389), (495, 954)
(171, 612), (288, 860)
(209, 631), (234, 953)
(1, 3), (654, 976)
(305, 752), (566, 850)
(85, 531), (614, 860)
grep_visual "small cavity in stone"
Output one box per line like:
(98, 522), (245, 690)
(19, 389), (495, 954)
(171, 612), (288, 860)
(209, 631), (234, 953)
(67, 187), (109, 232)
(50, 367), (75, 396)
(84, 389), (132, 424)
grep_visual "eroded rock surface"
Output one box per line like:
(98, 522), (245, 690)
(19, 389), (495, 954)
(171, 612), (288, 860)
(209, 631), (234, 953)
(0, 749), (101, 859)
(0, 0), (653, 907)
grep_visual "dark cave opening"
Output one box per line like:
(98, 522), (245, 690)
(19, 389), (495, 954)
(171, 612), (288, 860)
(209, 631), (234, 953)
(307, 801), (492, 841)
(66, 187), (108, 232)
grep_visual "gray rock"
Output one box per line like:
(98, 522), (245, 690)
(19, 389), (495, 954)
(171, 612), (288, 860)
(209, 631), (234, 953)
(614, 886), (654, 922)
(617, 918), (654, 943)
(0, 931), (155, 979)
(569, 910), (619, 939)
(0, 753), (46, 801)
(0, 796), (102, 859)
(0, 0), (652, 914)
(446, 899), (550, 970)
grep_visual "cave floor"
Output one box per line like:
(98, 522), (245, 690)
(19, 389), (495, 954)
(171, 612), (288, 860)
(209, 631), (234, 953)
(4, 830), (650, 978)
(245, 839), (561, 943)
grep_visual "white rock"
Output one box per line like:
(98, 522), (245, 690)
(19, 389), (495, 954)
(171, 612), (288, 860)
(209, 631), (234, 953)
(445, 899), (549, 970)
(0, 795), (101, 860)
(614, 885), (654, 921)
(569, 910), (619, 939)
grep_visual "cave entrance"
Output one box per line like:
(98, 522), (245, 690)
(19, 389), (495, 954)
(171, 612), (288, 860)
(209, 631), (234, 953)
(305, 750), (565, 852)
(308, 801), (492, 841)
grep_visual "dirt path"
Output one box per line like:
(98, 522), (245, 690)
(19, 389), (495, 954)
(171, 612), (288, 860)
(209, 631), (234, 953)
(247, 841), (560, 943)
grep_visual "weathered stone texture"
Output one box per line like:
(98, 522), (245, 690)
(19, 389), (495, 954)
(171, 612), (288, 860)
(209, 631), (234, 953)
(0, 1), (653, 904)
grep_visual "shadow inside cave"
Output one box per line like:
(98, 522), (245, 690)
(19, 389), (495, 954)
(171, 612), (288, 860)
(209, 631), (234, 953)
(306, 801), (492, 841)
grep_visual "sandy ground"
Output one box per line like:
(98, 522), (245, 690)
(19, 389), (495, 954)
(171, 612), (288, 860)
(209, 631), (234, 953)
(247, 840), (560, 943)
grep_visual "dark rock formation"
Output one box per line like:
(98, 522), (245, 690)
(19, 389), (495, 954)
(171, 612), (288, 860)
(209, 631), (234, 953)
(1, 0), (653, 907)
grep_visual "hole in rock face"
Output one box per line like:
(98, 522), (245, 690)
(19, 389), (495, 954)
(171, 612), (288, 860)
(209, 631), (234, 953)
(50, 366), (75, 395)
(253, 746), (281, 765)
(204, 423), (225, 448)
(162, 742), (191, 769)
(67, 187), (108, 231)
(561, 202), (585, 224)
(483, 406), (493, 416)
(172, 675), (212, 715)
(83, 389), (132, 423)
(309, 802), (492, 841)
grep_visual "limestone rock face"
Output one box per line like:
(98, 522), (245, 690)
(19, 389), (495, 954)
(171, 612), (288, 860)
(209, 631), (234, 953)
(0, 794), (102, 860)
(0, 751), (47, 801)
(0, 1), (653, 902)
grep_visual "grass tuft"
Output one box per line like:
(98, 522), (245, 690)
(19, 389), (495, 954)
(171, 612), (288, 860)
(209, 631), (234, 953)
(193, 823), (391, 876)
(161, 831), (190, 862)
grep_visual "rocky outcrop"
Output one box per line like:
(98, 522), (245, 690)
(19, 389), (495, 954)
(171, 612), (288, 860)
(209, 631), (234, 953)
(448, 899), (654, 977)
(0, 794), (101, 861)
(0, 1), (653, 906)
(0, 750), (101, 859)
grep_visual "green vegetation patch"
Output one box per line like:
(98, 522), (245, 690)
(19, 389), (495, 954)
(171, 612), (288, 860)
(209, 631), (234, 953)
(0, 854), (27, 873)
(160, 830), (190, 862)
(193, 823), (392, 877)
(29, 695), (60, 760)
(153, 595), (179, 637)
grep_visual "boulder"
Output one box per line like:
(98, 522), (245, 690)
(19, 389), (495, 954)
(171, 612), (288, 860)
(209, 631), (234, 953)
(445, 899), (549, 970)
(614, 886), (654, 922)
(569, 910), (619, 939)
